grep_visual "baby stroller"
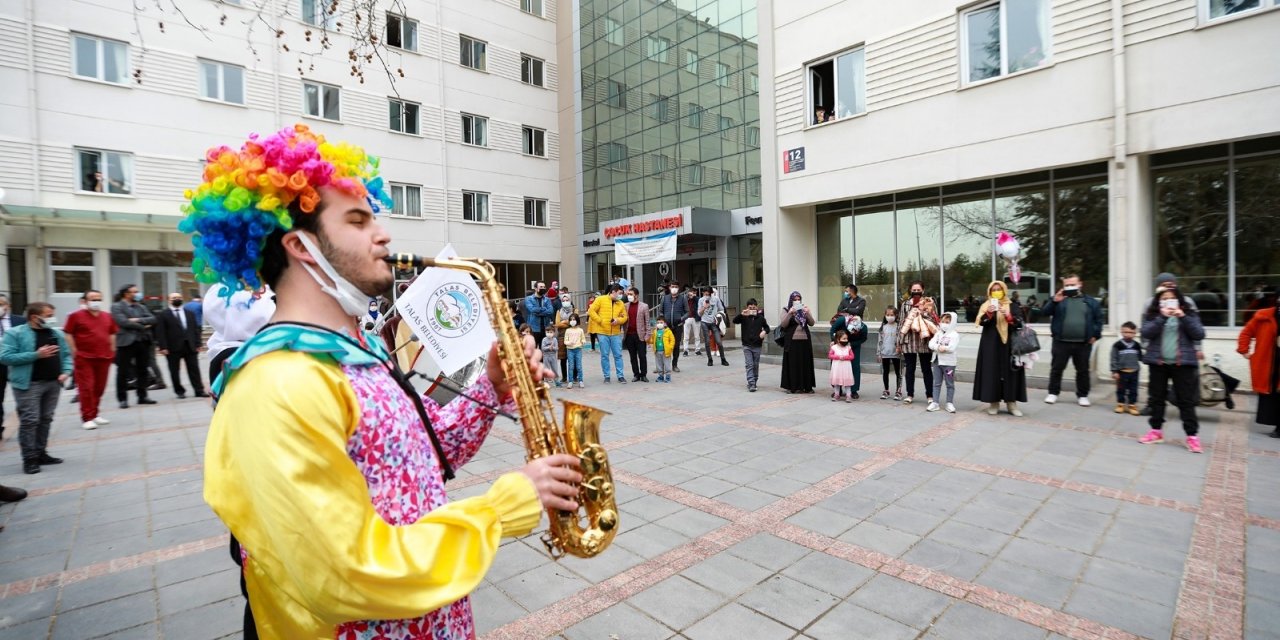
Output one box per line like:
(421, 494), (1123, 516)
(1198, 355), (1241, 410)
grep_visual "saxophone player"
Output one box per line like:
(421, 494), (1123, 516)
(184, 125), (582, 640)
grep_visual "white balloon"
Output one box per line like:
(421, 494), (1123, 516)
(996, 238), (1020, 259)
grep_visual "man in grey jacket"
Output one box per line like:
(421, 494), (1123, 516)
(658, 282), (688, 372)
(111, 284), (159, 408)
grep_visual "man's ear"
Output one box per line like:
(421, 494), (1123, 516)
(280, 230), (318, 266)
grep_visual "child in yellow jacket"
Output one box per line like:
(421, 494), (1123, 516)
(649, 318), (676, 383)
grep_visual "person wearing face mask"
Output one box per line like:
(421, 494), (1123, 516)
(683, 288), (703, 357)
(1138, 286), (1206, 453)
(732, 299), (770, 392)
(658, 282), (688, 372)
(523, 281), (555, 350)
(830, 284), (867, 339)
(877, 307), (903, 400)
(1040, 274), (1103, 407)
(552, 293), (574, 386)
(897, 282), (939, 406)
(972, 281), (1027, 416)
(589, 284), (629, 383)
(1238, 286), (1280, 437)
(63, 289), (119, 429)
(156, 292), (208, 400)
(927, 312), (962, 413)
(780, 291), (816, 393)
(623, 287), (651, 382)
(183, 125), (580, 639)
(649, 315), (675, 383)
(563, 313), (586, 388)
(699, 287), (729, 367)
(111, 283), (159, 408)
(0, 302), (73, 474)
(0, 294), (11, 440)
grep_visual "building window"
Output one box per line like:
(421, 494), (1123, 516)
(524, 198), (548, 227)
(721, 170), (734, 193)
(719, 116), (734, 139)
(809, 47), (865, 124)
(461, 113), (488, 146)
(521, 0), (543, 16)
(962, 0), (1051, 84)
(604, 17), (623, 45)
(389, 99), (420, 135)
(199, 60), (244, 104)
(521, 54), (545, 87)
(606, 143), (628, 171)
(746, 126), (760, 147)
(72, 34), (128, 84)
(390, 183), (422, 217)
(645, 35), (671, 63)
(303, 81), (340, 120)
(300, 0), (336, 28)
(687, 164), (703, 185)
(715, 62), (731, 87)
(77, 148), (133, 195)
(1202, 0), (1274, 21)
(523, 126), (546, 157)
(606, 80), (627, 108)
(1153, 137), (1280, 327)
(654, 95), (672, 121)
(684, 50), (699, 74)
(460, 35), (487, 70)
(747, 176), (761, 197)
(385, 14), (418, 51)
(51, 250), (96, 296)
(651, 154), (670, 175)
(687, 104), (702, 129)
(463, 191), (490, 222)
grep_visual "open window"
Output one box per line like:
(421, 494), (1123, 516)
(808, 48), (864, 125)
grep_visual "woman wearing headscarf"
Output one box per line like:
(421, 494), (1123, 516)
(553, 292), (575, 386)
(973, 280), (1027, 416)
(1238, 287), (1280, 437)
(780, 291), (816, 393)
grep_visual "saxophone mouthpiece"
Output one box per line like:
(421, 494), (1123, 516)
(384, 253), (428, 269)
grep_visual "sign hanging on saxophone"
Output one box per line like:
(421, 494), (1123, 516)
(614, 230), (678, 266)
(395, 243), (496, 376)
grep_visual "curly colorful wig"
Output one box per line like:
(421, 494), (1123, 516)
(179, 124), (393, 294)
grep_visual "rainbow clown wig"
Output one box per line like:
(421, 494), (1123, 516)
(179, 124), (392, 294)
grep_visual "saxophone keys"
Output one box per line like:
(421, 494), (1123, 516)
(596, 508), (618, 532)
(581, 476), (613, 502)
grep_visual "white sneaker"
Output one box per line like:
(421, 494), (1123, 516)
(82, 420), (98, 430)
(926, 402), (940, 412)
(1044, 394), (1058, 404)
(94, 417), (110, 425)
(945, 403), (956, 413)
(1077, 397), (1091, 407)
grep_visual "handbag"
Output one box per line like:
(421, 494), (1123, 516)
(771, 325), (786, 347)
(1010, 325), (1041, 356)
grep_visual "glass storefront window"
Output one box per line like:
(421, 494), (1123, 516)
(854, 206), (896, 320)
(896, 203), (943, 309)
(816, 211), (852, 317)
(1235, 154), (1280, 325)
(1054, 178), (1109, 319)
(994, 185), (1052, 320)
(942, 192), (997, 321)
(1155, 163), (1230, 327)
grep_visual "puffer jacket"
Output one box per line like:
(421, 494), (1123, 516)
(1141, 310), (1205, 366)
(589, 295), (626, 336)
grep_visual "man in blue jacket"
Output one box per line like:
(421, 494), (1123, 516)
(0, 302), (74, 474)
(1040, 274), (1104, 407)
(523, 281), (556, 350)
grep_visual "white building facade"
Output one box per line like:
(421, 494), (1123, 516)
(0, 0), (565, 317)
(759, 0), (1280, 378)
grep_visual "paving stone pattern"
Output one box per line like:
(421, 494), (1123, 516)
(1, 345), (1277, 639)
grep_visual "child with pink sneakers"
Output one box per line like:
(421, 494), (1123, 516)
(1138, 286), (1207, 453)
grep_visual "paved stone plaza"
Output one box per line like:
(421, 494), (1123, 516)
(1, 347), (1278, 639)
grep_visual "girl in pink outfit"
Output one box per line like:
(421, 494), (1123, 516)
(829, 329), (855, 402)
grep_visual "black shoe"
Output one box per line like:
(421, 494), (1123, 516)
(195, 392), (210, 398)
(148, 382), (167, 391)
(137, 398), (157, 405)
(119, 401), (129, 409)
(71, 395), (79, 404)
(37, 454), (63, 465)
(632, 375), (641, 382)
(1269, 429), (1280, 439)
(1139, 406), (1152, 416)
(851, 392), (860, 400)
(672, 366), (681, 373)
(0, 484), (27, 502)
(23, 462), (40, 475)
(707, 359), (714, 366)
(641, 376), (650, 382)
(720, 358), (730, 366)
(749, 385), (757, 392)
(176, 393), (187, 400)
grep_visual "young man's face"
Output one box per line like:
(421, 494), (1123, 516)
(1121, 327), (1136, 340)
(306, 187), (393, 297)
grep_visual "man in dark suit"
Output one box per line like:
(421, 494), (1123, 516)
(156, 292), (207, 399)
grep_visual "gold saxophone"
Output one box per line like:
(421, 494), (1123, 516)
(384, 253), (618, 559)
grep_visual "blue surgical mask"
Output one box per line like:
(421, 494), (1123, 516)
(133, 292), (143, 302)
(843, 292), (851, 299)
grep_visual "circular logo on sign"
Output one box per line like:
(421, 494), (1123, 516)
(425, 284), (482, 338)
(659, 262), (671, 276)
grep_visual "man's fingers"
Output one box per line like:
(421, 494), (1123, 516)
(547, 466), (583, 484)
(542, 453), (581, 468)
(542, 495), (579, 512)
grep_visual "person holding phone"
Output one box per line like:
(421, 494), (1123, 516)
(972, 281), (1027, 416)
(780, 291), (816, 393)
(0, 302), (74, 474)
(1138, 286), (1207, 453)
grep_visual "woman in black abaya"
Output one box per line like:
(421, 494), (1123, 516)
(780, 290), (816, 393)
(972, 280), (1027, 416)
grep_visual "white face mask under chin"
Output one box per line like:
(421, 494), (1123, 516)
(295, 232), (374, 319)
